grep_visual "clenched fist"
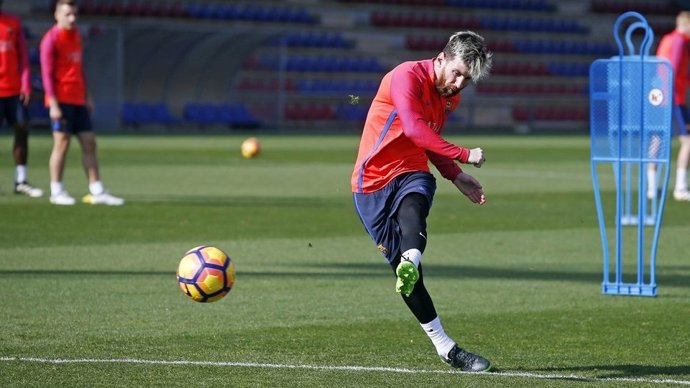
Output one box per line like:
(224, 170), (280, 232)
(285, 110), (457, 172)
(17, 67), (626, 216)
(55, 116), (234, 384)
(467, 147), (485, 168)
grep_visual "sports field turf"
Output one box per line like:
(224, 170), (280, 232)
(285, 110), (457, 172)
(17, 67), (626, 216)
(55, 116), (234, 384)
(0, 133), (689, 387)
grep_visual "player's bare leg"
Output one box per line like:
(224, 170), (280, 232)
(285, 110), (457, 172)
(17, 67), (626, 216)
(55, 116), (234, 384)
(674, 134), (690, 201)
(77, 131), (100, 184)
(78, 131), (124, 206)
(49, 131), (75, 205)
(13, 123), (43, 197)
(646, 135), (661, 199)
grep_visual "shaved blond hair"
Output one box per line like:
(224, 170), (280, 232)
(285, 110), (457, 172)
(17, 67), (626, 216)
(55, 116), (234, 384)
(442, 31), (493, 82)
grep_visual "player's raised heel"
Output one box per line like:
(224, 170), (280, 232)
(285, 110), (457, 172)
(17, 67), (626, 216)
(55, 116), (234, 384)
(442, 345), (492, 372)
(395, 260), (419, 297)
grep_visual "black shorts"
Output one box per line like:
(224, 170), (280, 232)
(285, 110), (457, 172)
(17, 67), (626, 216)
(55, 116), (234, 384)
(0, 95), (20, 127)
(52, 103), (92, 134)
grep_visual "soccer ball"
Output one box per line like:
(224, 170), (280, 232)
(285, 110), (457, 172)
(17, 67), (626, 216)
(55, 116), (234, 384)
(177, 246), (235, 303)
(241, 137), (261, 159)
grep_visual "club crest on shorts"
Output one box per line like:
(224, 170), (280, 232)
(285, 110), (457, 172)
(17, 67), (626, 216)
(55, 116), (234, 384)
(377, 244), (388, 256)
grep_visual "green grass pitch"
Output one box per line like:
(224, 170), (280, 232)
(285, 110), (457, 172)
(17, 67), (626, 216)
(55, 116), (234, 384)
(0, 133), (689, 387)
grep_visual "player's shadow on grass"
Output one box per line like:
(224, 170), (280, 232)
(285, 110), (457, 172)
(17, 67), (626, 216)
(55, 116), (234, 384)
(315, 262), (690, 288)
(528, 364), (690, 378)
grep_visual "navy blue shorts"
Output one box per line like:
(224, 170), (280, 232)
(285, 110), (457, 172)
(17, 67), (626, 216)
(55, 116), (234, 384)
(52, 103), (92, 134)
(673, 105), (690, 136)
(353, 171), (436, 263)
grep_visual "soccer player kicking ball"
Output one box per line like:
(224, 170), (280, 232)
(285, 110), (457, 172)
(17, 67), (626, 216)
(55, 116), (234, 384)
(351, 31), (492, 372)
(40, 0), (124, 206)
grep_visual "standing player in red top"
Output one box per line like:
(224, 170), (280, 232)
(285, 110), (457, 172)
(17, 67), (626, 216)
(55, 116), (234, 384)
(650, 11), (690, 201)
(0, 1), (43, 197)
(352, 31), (492, 372)
(40, 0), (123, 205)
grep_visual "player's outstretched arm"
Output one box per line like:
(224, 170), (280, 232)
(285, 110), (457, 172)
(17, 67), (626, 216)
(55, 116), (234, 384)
(453, 172), (486, 205)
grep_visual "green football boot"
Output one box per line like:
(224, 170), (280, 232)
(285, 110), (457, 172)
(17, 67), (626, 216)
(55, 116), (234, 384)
(395, 259), (419, 297)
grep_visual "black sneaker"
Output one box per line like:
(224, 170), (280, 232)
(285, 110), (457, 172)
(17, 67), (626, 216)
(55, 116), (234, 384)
(14, 181), (44, 198)
(443, 345), (492, 372)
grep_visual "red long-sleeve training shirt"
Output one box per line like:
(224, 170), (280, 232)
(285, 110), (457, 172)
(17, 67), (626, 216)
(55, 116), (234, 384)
(0, 12), (30, 97)
(351, 59), (470, 194)
(40, 24), (86, 106)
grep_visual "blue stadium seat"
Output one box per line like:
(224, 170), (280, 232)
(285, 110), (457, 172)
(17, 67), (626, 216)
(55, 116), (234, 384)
(151, 102), (180, 125)
(122, 102), (163, 126)
(183, 103), (261, 127)
(139, 104), (157, 124)
(361, 58), (383, 72)
(313, 56), (332, 72)
(257, 55), (280, 71)
(216, 104), (234, 125)
(229, 104), (261, 127)
(267, 7), (290, 22)
(216, 4), (239, 20)
(336, 104), (368, 122)
(303, 32), (323, 47)
(186, 4), (216, 19)
(272, 7), (294, 23)
(121, 103), (139, 125)
(333, 79), (350, 93)
(198, 104), (218, 125)
(185, 103), (201, 122)
(289, 8), (317, 24)
(297, 79), (313, 93)
(547, 63), (589, 77)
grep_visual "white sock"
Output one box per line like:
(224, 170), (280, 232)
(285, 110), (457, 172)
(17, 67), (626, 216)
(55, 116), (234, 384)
(89, 181), (105, 195)
(420, 316), (456, 358)
(676, 169), (688, 192)
(401, 248), (422, 268)
(15, 165), (27, 183)
(50, 181), (64, 196)
(647, 169), (656, 197)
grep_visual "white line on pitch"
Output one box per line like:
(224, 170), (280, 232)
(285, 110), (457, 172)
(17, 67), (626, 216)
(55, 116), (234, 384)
(2, 356), (689, 386)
